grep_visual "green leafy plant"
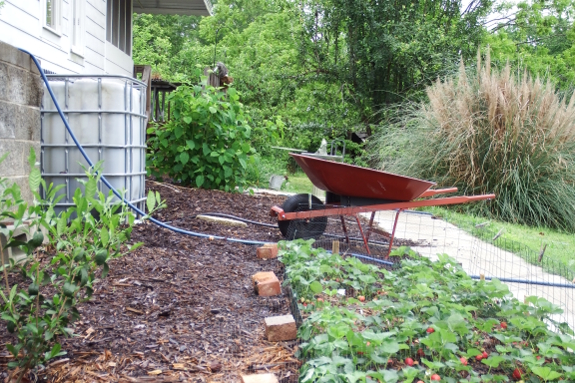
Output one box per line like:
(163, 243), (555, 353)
(147, 85), (256, 192)
(0, 151), (164, 381)
(280, 240), (575, 382)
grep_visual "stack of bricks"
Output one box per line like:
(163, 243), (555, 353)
(243, 242), (295, 382)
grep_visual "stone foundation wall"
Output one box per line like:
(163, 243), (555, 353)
(0, 41), (42, 205)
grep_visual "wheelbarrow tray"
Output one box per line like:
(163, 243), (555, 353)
(291, 153), (436, 202)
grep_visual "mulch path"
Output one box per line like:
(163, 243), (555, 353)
(0, 182), (302, 383)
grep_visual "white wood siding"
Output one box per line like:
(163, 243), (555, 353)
(0, 0), (133, 75)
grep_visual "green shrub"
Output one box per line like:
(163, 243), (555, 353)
(147, 85), (256, 192)
(0, 151), (164, 381)
(370, 54), (575, 231)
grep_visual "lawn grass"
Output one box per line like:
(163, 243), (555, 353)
(281, 172), (314, 194)
(424, 206), (575, 278)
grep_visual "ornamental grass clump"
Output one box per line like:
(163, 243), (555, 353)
(371, 53), (575, 231)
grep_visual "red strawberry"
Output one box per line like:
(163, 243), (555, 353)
(460, 357), (468, 365)
(536, 355), (541, 360)
(426, 327), (435, 333)
(405, 357), (414, 366)
(500, 322), (507, 329)
(358, 296), (366, 302)
(482, 351), (488, 359)
(512, 368), (523, 380)
(366, 342), (371, 347)
(476, 354), (483, 361)
(431, 374), (441, 381)
(417, 348), (425, 357)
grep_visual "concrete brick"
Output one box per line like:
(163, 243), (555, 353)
(7, 64), (28, 105)
(0, 101), (16, 139)
(257, 243), (278, 259)
(26, 72), (43, 107)
(241, 373), (279, 383)
(0, 102), (40, 141)
(265, 315), (297, 342)
(0, 41), (31, 72)
(0, 62), (8, 102)
(0, 140), (26, 177)
(252, 271), (281, 296)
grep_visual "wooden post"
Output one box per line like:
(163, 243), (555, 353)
(204, 67), (220, 88)
(332, 241), (340, 255)
(480, 274), (485, 281)
(538, 244), (547, 263)
(133, 65), (151, 127)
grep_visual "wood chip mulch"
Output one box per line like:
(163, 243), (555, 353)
(0, 182), (302, 383)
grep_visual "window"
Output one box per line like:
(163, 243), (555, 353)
(45, 0), (61, 31)
(107, 0), (132, 55)
(71, 0), (85, 55)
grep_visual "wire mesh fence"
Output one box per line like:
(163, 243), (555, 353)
(283, 205), (575, 332)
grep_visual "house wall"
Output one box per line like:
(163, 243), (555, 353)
(0, 40), (42, 206)
(0, 0), (133, 76)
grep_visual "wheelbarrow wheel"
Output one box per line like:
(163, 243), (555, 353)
(278, 194), (327, 240)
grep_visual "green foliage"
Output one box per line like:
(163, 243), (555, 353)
(298, 0), (494, 120)
(147, 85), (257, 191)
(487, 0), (575, 90)
(132, 14), (206, 81)
(0, 150), (163, 381)
(370, 56), (575, 231)
(280, 240), (575, 382)
(132, 0), (498, 160)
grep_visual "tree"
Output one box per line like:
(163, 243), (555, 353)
(486, 0), (575, 89)
(297, 0), (494, 130)
(133, 14), (206, 81)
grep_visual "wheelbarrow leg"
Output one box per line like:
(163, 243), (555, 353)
(355, 215), (371, 255)
(387, 209), (403, 258)
(340, 216), (350, 244)
(365, 212), (376, 242)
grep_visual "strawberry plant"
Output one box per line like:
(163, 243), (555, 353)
(279, 239), (575, 382)
(0, 152), (164, 381)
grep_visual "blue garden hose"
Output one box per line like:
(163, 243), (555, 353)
(21, 48), (395, 266)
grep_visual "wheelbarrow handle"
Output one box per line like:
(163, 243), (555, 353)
(420, 187), (458, 197)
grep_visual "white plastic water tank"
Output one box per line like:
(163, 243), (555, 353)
(41, 75), (147, 214)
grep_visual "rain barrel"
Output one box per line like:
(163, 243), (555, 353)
(40, 75), (147, 214)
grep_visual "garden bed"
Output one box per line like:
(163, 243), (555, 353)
(0, 183), (299, 382)
(280, 240), (575, 382)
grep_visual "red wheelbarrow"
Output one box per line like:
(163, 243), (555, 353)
(270, 153), (495, 256)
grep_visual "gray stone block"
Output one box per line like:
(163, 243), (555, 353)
(0, 41), (31, 72)
(27, 72), (43, 107)
(0, 102), (40, 141)
(0, 101), (16, 139)
(0, 62), (7, 102)
(0, 140), (26, 177)
(28, 57), (39, 75)
(7, 65), (28, 105)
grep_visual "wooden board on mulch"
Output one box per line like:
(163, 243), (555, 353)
(0, 183), (301, 383)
